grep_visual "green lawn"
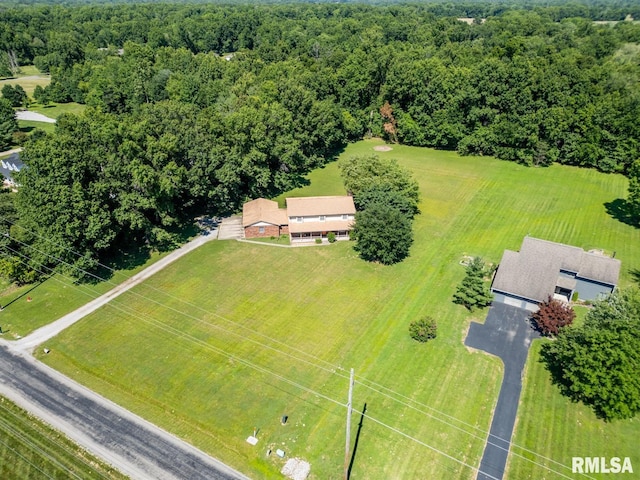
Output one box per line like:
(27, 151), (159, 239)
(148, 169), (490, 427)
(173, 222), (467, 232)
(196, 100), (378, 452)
(0, 395), (128, 479)
(0, 66), (49, 97)
(507, 342), (639, 480)
(36, 139), (640, 479)
(0, 250), (168, 339)
(29, 102), (86, 119)
(18, 120), (55, 135)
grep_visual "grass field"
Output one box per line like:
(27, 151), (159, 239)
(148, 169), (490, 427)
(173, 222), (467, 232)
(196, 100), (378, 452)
(29, 102), (86, 118)
(35, 139), (640, 479)
(0, 395), (128, 479)
(0, 66), (49, 97)
(0, 250), (168, 339)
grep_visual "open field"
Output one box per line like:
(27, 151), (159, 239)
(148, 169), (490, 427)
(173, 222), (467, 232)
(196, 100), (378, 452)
(29, 102), (86, 118)
(0, 66), (49, 97)
(0, 250), (168, 339)
(0, 395), (128, 479)
(36, 139), (640, 479)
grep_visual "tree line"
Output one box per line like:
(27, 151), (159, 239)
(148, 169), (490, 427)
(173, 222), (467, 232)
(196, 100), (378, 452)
(2, 2), (640, 279)
(3, 3), (639, 171)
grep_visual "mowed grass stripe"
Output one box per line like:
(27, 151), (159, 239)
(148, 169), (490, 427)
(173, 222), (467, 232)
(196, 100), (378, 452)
(508, 343), (640, 480)
(42, 240), (498, 479)
(0, 249), (169, 338)
(39, 140), (639, 479)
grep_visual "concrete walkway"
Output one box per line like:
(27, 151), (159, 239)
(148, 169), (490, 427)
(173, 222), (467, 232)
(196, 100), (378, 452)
(11, 227), (218, 353)
(464, 302), (540, 480)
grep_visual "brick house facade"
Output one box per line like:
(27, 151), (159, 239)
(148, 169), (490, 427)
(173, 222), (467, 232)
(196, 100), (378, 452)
(242, 196), (355, 242)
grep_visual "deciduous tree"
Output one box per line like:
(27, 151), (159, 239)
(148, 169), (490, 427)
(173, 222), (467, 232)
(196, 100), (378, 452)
(354, 184), (418, 219)
(0, 98), (17, 150)
(541, 288), (640, 421)
(532, 296), (575, 336)
(351, 203), (413, 265)
(1, 84), (27, 107)
(627, 160), (640, 225)
(339, 154), (419, 212)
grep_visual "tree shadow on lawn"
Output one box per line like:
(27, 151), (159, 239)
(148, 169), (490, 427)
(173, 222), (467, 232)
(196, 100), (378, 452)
(94, 243), (152, 282)
(630, 268), (640, 286)
(604, 198), (638, 228)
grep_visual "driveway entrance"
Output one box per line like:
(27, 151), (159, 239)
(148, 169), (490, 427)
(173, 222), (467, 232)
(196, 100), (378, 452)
(465, 302), (540, 480)
(217, 216), (243, 240)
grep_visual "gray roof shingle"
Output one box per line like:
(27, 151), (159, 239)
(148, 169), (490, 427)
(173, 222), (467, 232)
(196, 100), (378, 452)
(492, 237), (620, 303)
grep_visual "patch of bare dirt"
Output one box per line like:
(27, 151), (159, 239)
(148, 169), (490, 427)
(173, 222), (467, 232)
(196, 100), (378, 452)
(373, 145), (393, 151)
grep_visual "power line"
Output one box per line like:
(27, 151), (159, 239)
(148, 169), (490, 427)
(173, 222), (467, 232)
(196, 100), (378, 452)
(2, 250), (502, 479)
(3, 247), (594, 480)
(0, 403), (95, 480)
(357, 410), (504, 480)
(1, 228), (595, 479)
(0, 435), (57, 480)
(2, 238), (586, 478)
(1, 235), (593, 479)
(2, 218), (346, 372)
(2, 248), (494, 478)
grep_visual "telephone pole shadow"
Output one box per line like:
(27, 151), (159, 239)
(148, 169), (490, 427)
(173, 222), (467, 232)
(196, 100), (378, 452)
(1, 278), (47, 310)
(347, 402), (367, 479)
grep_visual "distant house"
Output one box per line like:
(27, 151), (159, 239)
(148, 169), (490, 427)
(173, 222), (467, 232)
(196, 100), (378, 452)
(242, 195), (356, 242)
(0, 153), (24, 187)
(491, 236), (621, 311)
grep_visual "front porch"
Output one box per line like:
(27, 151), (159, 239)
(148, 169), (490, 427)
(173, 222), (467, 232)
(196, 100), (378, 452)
(290, 230), (350, 243)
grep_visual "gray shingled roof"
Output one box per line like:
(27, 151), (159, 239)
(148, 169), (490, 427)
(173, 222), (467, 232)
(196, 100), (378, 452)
(492, 237), (621, 303)
(578, 252), (621, 285)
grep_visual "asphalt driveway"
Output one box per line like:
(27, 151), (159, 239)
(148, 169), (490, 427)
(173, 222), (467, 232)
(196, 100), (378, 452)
(465, 302), (540, 480)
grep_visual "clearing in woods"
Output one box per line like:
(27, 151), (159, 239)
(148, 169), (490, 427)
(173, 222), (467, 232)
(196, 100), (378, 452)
(29, 139), (639, 479)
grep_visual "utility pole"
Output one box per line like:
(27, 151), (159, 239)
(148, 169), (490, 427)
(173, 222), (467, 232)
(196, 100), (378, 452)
(344, 368), (355, 480)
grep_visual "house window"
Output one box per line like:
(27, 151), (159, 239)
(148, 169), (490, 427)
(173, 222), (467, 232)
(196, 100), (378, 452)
(319, 215), (325, 222)
(297, 217), (303, 223)
(342, 214), (348, 220)
(258, 226), (265, 234)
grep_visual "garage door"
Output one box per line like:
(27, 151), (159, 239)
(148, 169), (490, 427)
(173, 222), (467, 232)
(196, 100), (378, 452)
(493, 292), (538, 311)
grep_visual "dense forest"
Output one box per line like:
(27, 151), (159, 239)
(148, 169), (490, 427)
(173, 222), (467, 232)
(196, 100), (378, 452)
(1, 2), (640, 280)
